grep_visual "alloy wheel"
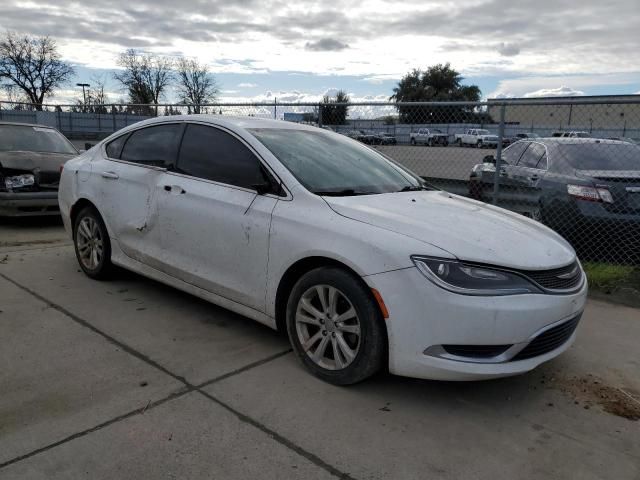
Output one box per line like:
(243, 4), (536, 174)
(76, 216), (104, 270)
(295, 285), (361, 370)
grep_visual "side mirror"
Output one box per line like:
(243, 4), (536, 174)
(483, 155), (496, 164)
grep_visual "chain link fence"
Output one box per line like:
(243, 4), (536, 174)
(2, 98), (639, 265)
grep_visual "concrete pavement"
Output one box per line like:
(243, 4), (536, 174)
(1, 221), (639, 479)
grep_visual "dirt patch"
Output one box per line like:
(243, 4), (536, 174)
(548, 373), (640, 421)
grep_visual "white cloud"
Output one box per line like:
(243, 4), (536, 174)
(523, 86), (584, 98)
(488, 73), (640, 99)
(237, 83), (258, 88)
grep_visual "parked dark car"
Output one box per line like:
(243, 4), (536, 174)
(0, 122), (78, 216)
(378, 133), (397, 145)
(356, 130), (381, 145)
(469, 138), (640, 261)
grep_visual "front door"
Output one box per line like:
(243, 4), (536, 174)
(154, 123), (278, 312)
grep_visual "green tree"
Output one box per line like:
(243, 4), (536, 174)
(390, 64), (481, 124)
(320, 90), (350, 125)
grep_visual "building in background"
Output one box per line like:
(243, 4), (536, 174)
(487, 95), (640, 135)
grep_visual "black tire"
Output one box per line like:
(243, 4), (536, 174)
(443, 140), (449, 147)
(428, 138), (434, 147)
(457, 139), (462, 147)
(73, 206), (114, 280)
(286, 267), (386, 385)
(410, 138), (416, 146)
(477, 140), (483, 148)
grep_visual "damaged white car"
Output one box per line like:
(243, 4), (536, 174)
(59, 116), (587, 385)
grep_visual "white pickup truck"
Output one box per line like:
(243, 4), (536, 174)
(409, 128), (449, 146)
(454, 129), (499, 148)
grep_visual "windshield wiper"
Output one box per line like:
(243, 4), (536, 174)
(313, 189), (377, 197)
(397, 185), (431, 192)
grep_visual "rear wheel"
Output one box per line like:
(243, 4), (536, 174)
(477, 140), (483, 148)
(73, 206), (114, 279)
(410, 138), (416, 146)
(286, 267), (386, 385)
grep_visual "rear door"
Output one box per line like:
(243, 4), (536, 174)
(92, 123), (183, 265)
(154, 123), (278, 311)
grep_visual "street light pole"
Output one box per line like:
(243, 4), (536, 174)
(76, 83), (90, 107)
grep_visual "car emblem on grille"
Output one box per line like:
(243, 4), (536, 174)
(557, 266), (579, 279)
(626, 186), (640, 193)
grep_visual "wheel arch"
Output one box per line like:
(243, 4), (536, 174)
(275, 256), (368, 333)
(70, 198), (111, 236)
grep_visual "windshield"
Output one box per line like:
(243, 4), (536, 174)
(557, 143), (640, 171)
(249, 128), (424, 195)
(0, 125), (77, 154)
(477, 130), (490, 135)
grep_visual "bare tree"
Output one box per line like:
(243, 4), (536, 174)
(0, 32), (75, 110)
(114, 49), (173, 113)
(176, 58), (218, 113)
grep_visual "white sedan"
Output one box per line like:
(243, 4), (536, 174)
(59, 116), (587, 384)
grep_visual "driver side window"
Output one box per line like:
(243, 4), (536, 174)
(177, 124), (266, 190)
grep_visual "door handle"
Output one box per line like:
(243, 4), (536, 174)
(164, 185), (186, 194)
(101, 171), (119, 179)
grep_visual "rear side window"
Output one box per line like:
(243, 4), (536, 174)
(177, 124), (265, 189)
(518, 142), (547, 168)
(120, 124), (183, 167)
(105, 133), (129, 159)
(502, 141), (528, 165)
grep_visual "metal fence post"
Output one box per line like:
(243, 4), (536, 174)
(317, 103), (323, 128)
(0, 102), (3, 121)
(274, 98), (277, 119)
(492, 103), (506, 206)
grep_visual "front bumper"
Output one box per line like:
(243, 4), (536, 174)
(0, 191), (60, 216)
(365, 266), (588, 381)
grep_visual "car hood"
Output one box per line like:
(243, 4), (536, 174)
(0, 151), (76, 173)
(324, 191), (575, 270)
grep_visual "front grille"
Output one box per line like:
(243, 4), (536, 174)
(37, 171), (61, 186)
(442, 344), (512, 359)
(516, 261), (582, 291)
(512, 315), (581, 361)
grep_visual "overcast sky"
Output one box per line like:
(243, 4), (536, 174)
(1, 0), (639, 104)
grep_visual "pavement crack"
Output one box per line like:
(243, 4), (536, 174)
(0, 271), (353, 479)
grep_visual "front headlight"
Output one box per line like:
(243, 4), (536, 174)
(412, 256), (542, 296)
(4, 174), (35, 191)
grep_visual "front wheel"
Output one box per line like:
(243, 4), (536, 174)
(73, 206), (114, 279)
(477, 140), (483, 148)
(286, 267), (386, 385)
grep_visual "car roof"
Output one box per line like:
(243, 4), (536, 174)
(0, 121), (56, 128)
(127, 115), (321, 132)
(533, 137), (630, 145)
